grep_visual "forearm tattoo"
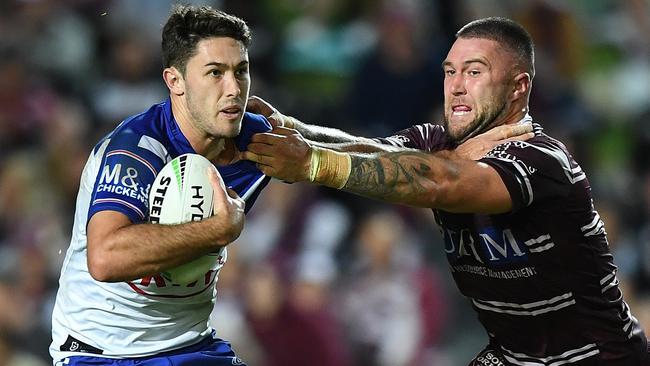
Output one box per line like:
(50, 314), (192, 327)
(345, 152), (440, 203)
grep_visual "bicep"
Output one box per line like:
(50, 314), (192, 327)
(87, 211), (132, 266)
(435, 160), (512, 214)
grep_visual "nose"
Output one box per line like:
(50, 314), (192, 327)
(224, 72), (241, 98)
(449, 74), (466, 96)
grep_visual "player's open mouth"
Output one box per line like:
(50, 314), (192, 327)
(452, 105), (471, 116)
(220, 106), (242, 118)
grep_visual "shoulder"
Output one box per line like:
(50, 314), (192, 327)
(483, 126), (583, 184)
(95, 103), (173, 168)
(378, 123), (452, 151)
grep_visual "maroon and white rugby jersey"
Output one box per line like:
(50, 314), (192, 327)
(375, 121), (649, 365)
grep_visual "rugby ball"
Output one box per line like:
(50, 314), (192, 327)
(148, 153), (223, 285)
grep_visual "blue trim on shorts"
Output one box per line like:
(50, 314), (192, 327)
(56, 336), (246, 366)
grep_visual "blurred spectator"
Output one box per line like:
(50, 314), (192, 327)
(244, 262), (352, 366)
(91, 30), (167, 126)
(338, 209), (450, 366)
(0, 327), (48, 366)
(343, 0), (445, 136)
(0, 51), (58, 151)
(19, 1), (97, 94)
(209, 245), (264, 365)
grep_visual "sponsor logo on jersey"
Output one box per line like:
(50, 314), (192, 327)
(97, 163), (150, 204)
(444, 226), (527, 264)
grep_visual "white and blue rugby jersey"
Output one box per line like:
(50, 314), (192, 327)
(50, 99), (271, 361)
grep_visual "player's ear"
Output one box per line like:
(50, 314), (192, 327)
(511, 72), (531, 102)
(163, 66), (185, 96)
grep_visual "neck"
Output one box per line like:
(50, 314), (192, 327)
(501, 102), (529, 125)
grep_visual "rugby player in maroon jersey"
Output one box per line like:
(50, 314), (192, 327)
(244, 17), (650, 366)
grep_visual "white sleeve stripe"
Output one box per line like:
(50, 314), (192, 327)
(601, 277), (619, 293)
(526, 143), (571, 175)
(599, 270), (616, 285)
(381, 137), (406, 147)
(488, 157), (534, 205)
(92, 198), (145, 219)
(106, 150), (157, 176)
(583, 221), (605, 237)
(415, 125), (427, 141)
(581, 213), (601, 232)
(509, 159), (534, 206)
(138, 135), (170, 162)
(520, 142), (586, 185)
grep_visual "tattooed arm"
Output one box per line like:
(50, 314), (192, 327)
(243, 129), (512, 214)
(343, 150), (511, 214)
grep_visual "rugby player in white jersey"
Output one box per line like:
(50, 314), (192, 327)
(50, 5), (272, 366)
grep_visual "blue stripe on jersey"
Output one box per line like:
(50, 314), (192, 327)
(88, 98), (271, 223)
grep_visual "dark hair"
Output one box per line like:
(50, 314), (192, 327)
(456, 17), (535, 78)
(162, 4), (251, 74)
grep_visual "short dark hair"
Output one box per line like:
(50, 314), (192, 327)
(162, 4), (251, 74)
(456, 17), (535, 78)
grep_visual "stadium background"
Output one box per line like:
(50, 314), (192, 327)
(1, 0), (649, 365)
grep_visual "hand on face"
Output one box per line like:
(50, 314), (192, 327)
(246, 96), (295, 129)
(241, 126), (311, 182)
(454, 122), (534, 160)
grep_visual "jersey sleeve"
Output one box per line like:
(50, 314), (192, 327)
(373, 123), (453, 152)
(479, 138), (580, 212)
(88, 132), (167, 223)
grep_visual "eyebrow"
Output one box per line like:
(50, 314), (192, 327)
(442, 58), (490, 68)
(203, 61), (249, 68)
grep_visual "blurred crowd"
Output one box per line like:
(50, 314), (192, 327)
(1, 0), (650, 365)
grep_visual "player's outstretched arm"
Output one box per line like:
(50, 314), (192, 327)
(247, 96), (532, 154)
(342, 150), (511, 213)
(243, 128), (513, 214)
(87, 167), (245, 283)
(247, 96), (375, 144)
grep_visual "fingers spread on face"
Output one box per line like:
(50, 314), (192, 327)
(246, 96), (275, 117)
